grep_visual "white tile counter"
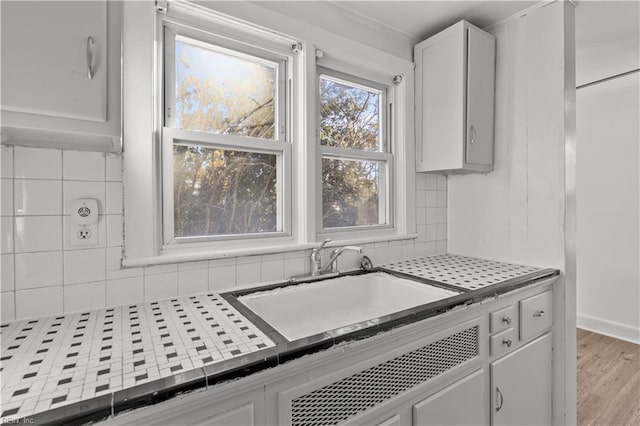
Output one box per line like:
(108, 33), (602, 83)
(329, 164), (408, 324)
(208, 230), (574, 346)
(0, 293), (274, 419)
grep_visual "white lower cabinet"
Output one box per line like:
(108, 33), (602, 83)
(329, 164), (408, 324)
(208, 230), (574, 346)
(490, 333), (552, 426)
(375, 414), (403, 426)
(105, 388), (265, 426)
(413, 369), (486, 426)
(105, 281), (556, 426)
(197, 401), (256, 426)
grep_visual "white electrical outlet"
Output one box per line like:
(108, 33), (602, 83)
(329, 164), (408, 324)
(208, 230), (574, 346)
(70, 198), (99, 247)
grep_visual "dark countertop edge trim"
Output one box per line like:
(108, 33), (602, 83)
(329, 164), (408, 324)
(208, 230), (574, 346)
(223, 269), (369, 298)
(220, 293), (288, 345)
(24, 394), (113, 426)
(20, 267), (560, 425)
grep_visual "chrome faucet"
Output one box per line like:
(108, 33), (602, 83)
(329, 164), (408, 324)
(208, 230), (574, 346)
(310, 239), (331, 276)
(322, 245), (363, 274)
(310, 239), (363, 276)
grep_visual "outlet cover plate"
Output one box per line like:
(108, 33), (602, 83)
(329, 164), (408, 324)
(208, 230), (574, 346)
(70, 224), (98, 247)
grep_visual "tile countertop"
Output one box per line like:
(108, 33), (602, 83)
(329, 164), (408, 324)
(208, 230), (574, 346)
(0, 254), (559, 425)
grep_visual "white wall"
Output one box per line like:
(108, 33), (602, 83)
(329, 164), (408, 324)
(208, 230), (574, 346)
(576, 73), (640, 343)
(446, 2), (576, 424)
(448, 3), (571, 270)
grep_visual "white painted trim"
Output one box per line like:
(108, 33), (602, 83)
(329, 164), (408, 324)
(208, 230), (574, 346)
(122, 1), (158, 260)
(577, 315), (640, 345)
(166, 0), (299, 48)
(561, 2), (578, 425)
(122, 1), (416, 265)
(122, 233), (418, 267)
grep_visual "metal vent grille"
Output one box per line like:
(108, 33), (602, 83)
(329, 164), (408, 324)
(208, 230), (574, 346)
(381, 254), (543, 290)
(291, 326), (479, 426)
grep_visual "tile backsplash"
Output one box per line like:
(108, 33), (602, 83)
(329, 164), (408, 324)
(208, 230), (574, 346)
(0, 145), (447, 322)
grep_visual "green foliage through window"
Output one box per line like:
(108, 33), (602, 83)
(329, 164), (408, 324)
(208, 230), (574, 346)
(173, 144), (278, 237)
(320, 73), (386, 228)
(320, 76), (381, 152)
(322, 158), (381, 228)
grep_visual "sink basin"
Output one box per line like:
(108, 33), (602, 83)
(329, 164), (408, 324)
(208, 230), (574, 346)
(238, 272), (460, 341)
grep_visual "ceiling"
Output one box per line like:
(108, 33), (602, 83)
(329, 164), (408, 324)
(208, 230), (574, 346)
(254, 1), (537, 44)
(250, 1), (639, 87)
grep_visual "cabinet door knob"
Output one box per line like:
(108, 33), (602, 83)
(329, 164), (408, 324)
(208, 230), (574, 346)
(469, 125), (477, 144)
(496, 386), (504, 412)
(502, 316), (512, 325)
(87, 36), (95, 80)
(502, 339), (512, 348)
(534, 310), (545, 318)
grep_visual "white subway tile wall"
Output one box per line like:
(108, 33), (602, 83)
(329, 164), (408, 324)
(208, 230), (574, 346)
(0, 146), (448, 322)
(1, 178), (13, 216)
(14, 179), (62, 216)
(14, 216), (62, 253)
(63, 151), (106, 181)
(1, 254), (14, 292)
(15, 251), (64, 290)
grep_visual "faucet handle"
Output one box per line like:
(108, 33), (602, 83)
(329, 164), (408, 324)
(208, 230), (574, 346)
(313, 238), (331, 253)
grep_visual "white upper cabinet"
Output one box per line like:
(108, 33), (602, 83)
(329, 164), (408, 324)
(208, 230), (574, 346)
(415, 20), (495, 173)
(0, 1), (122, 152)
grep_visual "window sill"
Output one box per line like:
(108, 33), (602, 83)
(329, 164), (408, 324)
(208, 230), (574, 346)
(121, 233), (418, 267)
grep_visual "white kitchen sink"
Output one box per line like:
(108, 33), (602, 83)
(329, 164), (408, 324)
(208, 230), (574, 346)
(238, 272), (460, 341)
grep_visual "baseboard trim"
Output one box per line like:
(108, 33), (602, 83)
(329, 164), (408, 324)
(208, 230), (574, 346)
(577, 313), (640, 344)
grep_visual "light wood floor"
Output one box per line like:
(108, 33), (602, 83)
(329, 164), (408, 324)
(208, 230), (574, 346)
(577, 328), (640, 425)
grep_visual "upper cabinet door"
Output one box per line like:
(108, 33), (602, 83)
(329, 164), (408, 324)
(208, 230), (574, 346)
(415, 20), (495, 174)
(415, 21), (466, 172)
(0, 1), (121, 152)
(1, 1), (107, 122)
(465, 26), (496, 168)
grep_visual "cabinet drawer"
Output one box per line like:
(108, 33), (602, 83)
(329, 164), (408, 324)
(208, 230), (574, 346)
(519, 291), (553, 342)
(490, 328), (517, 357)
(490, 305), (515, 334)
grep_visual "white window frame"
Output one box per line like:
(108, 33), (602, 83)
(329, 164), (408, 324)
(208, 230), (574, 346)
(159, 9), (296, 248)
(315, 63), (397, 241)
(122, 1), (415, 266)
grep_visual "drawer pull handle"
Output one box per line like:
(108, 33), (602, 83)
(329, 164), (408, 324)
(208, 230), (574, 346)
(502, 316), (512, 325)
(87, 36), (95, 80)
(496, 386), (504, 412)
(534, 310), (545, 318)
(469, 125), (477, 144)
(502, 339), (512, 348)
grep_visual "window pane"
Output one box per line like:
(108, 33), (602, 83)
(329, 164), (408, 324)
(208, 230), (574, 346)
(173, 144), (278, 237)
(175, 37), (276, 139)
(322, 158), (383, 228)
(319, 76), (381, 152)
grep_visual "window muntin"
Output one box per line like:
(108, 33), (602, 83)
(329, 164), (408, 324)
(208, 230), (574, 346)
(163, 25), (290, 244)
(318, 69), (392, 232)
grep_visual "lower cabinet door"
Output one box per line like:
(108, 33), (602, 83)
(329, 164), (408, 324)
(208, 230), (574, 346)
(491, 333), (552, 426)
(196, 402), (255, 426)
(376, 413), (403, 426)
(104, 388), (264, 425)
(413, 369), (486, 426)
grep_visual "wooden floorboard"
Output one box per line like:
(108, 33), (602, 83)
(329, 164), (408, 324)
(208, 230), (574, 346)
(577, 328), (640, 425)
